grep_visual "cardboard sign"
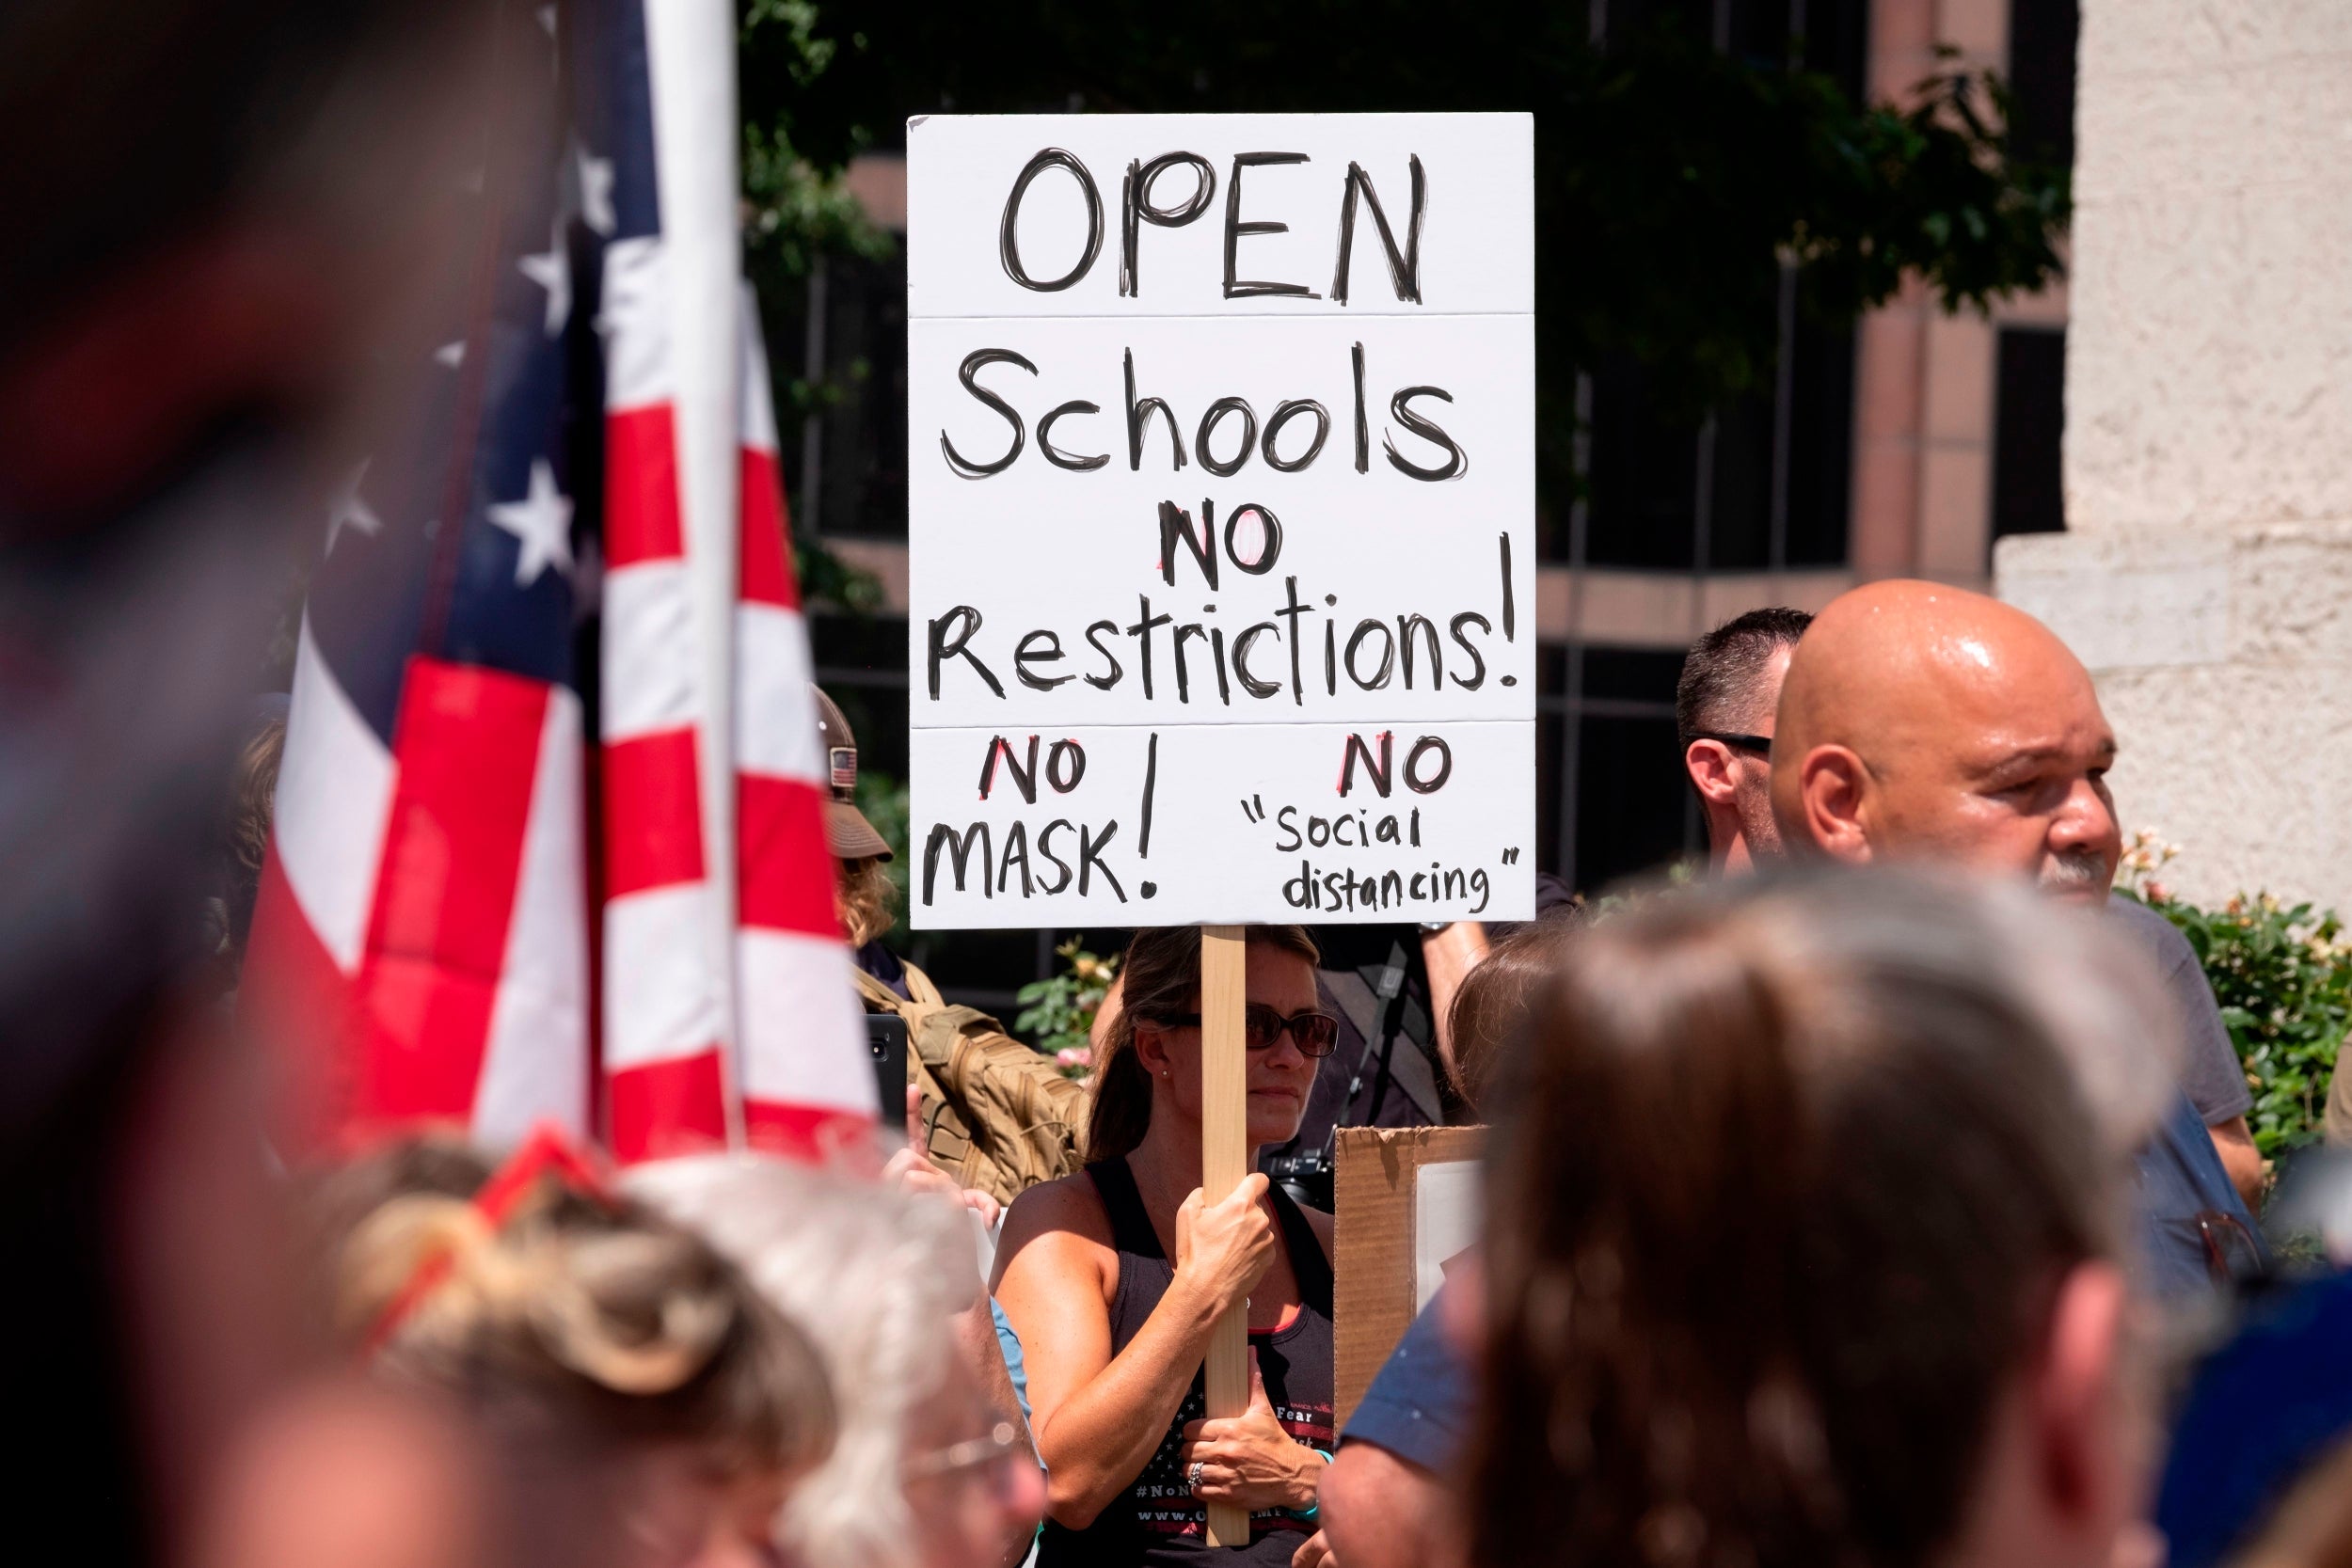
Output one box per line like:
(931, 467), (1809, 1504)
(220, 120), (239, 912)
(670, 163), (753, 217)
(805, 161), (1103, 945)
(906, 114), (1534, 927)
(1332, 1124), (1484, 1426)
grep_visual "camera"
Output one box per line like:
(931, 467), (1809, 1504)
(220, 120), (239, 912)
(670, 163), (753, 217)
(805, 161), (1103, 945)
(1262, 1146), (1334, 1210)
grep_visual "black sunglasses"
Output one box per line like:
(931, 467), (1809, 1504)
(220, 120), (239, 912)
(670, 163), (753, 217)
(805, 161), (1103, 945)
(1692, 730), (1772, 757)
(1152, 1004), (1342, 1058)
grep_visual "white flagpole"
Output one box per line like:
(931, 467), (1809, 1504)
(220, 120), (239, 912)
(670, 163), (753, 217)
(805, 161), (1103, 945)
(643, 0), (745, 1147)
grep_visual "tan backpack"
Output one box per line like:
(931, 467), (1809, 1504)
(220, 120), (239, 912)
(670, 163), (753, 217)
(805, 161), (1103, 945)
(855, 961), (1089, 1206)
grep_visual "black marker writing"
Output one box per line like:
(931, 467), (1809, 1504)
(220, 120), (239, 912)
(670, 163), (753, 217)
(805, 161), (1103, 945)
(1330, 156), (1425, 306)
(1223, 151), (1316, 300)
(940, 349), (1037, 479)
(1000, 149), (1103, 293)
(1138, 733), (1159, 855)
(1120, 151), (1216, 297)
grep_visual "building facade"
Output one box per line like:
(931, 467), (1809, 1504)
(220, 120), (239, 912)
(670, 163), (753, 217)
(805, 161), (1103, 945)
(1999, 0), (2352, 916)
(795, 0), (2079, 1006)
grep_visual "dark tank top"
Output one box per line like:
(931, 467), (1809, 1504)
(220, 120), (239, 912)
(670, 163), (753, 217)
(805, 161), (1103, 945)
(1038, 1156), (1336, 1568)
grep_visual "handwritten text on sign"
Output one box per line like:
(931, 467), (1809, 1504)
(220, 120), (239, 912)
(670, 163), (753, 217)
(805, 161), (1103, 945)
(907, 114), (1534, 927)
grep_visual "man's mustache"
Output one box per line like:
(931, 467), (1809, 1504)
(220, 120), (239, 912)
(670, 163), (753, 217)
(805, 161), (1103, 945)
(2039, 850), (2112, 889)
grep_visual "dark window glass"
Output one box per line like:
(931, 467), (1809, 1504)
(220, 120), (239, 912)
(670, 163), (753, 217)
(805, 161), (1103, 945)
(1800, 0), (1869, 97)
(1783, 318), (1855, 565)
(771, 250), (909, 541)
(1604, 0), (1713, 51)
(1536, 709), (1565, 881)
(1575, 312), (1852, 572)
(1726, 0), (1795, 67)
(817, 250), (909, 539)
(1992, 327), (2067, 544)
(1585, 358), (1701, 569)
(1581, 646), (1685, 705)
(908, 928), (1047, 1019)
(1576, 711), (1695, 893)
(1535, 645), (1570, 873)
(808, 611), (911, 784)
(1707, 391), (1776, 572)
(2008, 0), (2079, 169)
(1541, 642), (1696, 895)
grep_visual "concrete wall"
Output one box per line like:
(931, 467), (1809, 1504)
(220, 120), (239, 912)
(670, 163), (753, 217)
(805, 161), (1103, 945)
(1998, 0), (2352, 910)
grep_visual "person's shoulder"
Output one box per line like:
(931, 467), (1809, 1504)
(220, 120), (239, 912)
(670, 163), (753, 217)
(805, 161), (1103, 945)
(894, 955), (947, 1007)
(993, 1167), (1118, 1295)
(2106, 893), (2197, 964)
(1002, 1167), (1115, 1249)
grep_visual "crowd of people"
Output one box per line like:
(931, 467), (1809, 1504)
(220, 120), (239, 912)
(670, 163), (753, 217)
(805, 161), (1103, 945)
(220, 573), (2351, 1568)
(113, 578), (2352, 1568)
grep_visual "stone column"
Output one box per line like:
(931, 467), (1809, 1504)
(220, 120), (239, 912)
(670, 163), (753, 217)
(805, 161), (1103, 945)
(1997, 0), (2352, 911)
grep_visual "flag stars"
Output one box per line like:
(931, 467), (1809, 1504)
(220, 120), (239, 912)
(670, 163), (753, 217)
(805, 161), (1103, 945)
(517, 221), (571, 335)
(577, 145), (617, 237)
(488, 459), (576, 587)
(326, 460), (382, 557)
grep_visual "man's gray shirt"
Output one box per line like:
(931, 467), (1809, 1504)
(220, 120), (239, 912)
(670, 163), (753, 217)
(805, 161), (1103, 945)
(2110, 894), (2254, 1125)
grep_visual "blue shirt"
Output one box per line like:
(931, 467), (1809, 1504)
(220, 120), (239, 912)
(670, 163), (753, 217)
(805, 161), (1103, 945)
(2137, 1087), (2269, 1297)
(1339, 1282), (1469, 1473)
(992, 1296), (1031, 1419)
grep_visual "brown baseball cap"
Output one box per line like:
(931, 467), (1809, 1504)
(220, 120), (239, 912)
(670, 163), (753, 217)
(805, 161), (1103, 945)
(813, 686), (892, 862)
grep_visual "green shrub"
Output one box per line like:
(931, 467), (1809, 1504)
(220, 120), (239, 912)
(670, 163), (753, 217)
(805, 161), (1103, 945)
(1015, 939), (1120, 1080)
(2119, 832), (2352, 1159)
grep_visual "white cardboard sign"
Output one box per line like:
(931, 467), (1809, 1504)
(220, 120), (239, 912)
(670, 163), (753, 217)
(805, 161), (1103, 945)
(906, 113), (1534, 927)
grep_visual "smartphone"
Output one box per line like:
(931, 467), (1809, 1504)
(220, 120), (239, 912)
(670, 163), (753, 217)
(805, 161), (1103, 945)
(866, 1012), (909, 1143)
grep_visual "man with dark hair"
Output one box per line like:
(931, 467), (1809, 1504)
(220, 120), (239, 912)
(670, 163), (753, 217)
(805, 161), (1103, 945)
(1677, 607), (1813, 871)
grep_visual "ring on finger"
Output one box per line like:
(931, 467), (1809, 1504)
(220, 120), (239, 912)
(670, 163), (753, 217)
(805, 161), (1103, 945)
(1188, 1460), (1205, 1496)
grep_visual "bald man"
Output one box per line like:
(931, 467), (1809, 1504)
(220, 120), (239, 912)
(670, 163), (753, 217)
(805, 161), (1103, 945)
(1772, 580), (2265, 1215)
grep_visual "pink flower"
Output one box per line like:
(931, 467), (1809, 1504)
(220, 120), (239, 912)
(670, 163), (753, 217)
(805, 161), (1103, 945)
(2145, 879), (2171, 904)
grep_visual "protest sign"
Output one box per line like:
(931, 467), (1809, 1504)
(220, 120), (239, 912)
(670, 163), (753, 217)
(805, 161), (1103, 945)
(905, 113), (1535, 928)
(1331, 1124), (1484, 1426)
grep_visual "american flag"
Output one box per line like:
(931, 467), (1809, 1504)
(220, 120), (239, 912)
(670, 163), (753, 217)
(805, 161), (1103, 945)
(244, 0), (874, 1164)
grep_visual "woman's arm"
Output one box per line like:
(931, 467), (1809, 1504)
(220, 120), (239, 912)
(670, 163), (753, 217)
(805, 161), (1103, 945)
(993, 1175), (1277, 1529)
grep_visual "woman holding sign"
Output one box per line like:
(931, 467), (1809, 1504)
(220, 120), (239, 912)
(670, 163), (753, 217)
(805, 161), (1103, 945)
(993, 925), (1340, 1567)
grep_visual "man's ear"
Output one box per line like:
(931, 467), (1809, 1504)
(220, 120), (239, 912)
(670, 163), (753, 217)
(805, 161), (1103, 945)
(2031, 1261), (2131, 1525)
(1684, 739), (1739, 807)
(1797, 746), (1875, 865)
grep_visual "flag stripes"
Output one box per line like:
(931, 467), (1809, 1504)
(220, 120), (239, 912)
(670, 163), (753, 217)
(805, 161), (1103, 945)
(244, 0), (874, 1168)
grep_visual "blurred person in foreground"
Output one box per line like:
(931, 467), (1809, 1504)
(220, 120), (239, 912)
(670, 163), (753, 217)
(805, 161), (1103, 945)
(1772, 579), (2269, 1258)
(1473, 870), (2174, 1568)
(1318, 916), (1582, 1568)
(0, 0), (516, 1561)
(822, 687), (1089, 1208)
(1677, 607), (1811, 873)
(317, 1133), (835, 1568)
(631, 1154), (1047, 1568)
(2148, 1254), (2352, 1568)
(994, 925), (1339, 1567)
(2221, 1441), (2352, 1568)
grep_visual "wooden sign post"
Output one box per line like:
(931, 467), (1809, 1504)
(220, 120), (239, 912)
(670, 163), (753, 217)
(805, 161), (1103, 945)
(1198, 924), (1251, 1547)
